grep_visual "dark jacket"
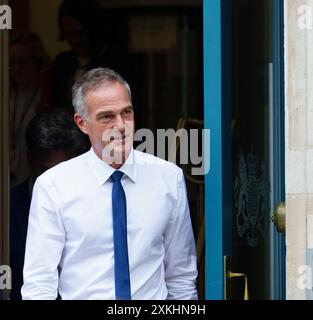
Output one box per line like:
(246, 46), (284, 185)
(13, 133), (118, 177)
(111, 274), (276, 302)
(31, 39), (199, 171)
(10, 178), (32, 300)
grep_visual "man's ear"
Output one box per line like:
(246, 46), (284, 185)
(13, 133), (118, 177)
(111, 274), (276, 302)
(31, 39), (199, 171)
(74, 112), (89, 135)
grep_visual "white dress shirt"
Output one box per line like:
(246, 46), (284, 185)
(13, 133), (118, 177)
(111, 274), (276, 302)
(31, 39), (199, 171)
(22, 148), (198, 300)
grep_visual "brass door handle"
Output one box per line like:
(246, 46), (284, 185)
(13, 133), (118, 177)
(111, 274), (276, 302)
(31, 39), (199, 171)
(272, 202), (285, 233)
(224, 256), (249, 300)
(227, 272), (249, 300)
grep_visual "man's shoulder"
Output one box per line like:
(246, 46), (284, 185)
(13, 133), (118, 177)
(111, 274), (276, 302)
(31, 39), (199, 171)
(37, 151), (90, 185)
(133, 150), (183, 175)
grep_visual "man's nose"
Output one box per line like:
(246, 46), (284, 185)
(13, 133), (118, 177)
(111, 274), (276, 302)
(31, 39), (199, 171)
(113, 114), (125, 129)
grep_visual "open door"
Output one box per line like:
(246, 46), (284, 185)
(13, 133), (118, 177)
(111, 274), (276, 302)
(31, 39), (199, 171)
(204, 0), (285, 300)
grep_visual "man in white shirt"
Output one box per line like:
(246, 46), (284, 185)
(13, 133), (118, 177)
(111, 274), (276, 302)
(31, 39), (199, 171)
(22, 68), (198, 300)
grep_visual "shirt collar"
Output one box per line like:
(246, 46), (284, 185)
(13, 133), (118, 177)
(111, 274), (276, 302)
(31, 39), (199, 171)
(87, 147), (136, 185)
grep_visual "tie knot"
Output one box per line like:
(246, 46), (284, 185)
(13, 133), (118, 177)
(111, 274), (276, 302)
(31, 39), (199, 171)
(111, 170), (124, 182)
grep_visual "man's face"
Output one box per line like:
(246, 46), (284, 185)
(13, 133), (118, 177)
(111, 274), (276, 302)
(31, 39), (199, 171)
(74, 82), (134, 168)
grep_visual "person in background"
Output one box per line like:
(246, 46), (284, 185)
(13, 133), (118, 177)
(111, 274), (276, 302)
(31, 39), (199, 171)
(43, 0), (128, 114)
(9, 32), (50, 187)
(9, 109), (89, 300)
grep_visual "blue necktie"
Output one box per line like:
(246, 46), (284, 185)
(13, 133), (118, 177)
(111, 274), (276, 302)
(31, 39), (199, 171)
(111, 171), (131, 300)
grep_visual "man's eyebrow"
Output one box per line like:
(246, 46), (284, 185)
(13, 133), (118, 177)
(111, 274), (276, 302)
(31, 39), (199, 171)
(97, 106), (133, 115)
(122, 105), (133, 111)
(95, 106), (133, 117)
(96, 111), (113, 116)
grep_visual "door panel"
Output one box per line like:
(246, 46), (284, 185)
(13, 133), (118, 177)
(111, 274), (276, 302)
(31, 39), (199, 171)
(204, 0), (231, 299)
(231, 0), (273, 300)
(204, 0), (285, 300)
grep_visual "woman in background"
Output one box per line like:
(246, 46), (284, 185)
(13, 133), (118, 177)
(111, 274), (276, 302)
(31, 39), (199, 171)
(9, 32), (50, 187)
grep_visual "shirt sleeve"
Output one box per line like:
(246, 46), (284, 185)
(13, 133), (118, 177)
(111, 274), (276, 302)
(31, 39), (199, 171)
(163, 169), (198, 300)
(21, 177), (65, 300)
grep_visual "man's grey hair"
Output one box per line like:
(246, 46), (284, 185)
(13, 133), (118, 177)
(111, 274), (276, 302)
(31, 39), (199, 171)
(72, 68), (132, 120)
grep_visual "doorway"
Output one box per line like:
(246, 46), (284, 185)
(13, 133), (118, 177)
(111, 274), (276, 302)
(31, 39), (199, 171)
(1, 0), (205, 299)
(205, 0), (285, 300)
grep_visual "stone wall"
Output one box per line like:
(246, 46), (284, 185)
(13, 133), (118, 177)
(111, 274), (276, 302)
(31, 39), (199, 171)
(285, 0), (313, 300)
